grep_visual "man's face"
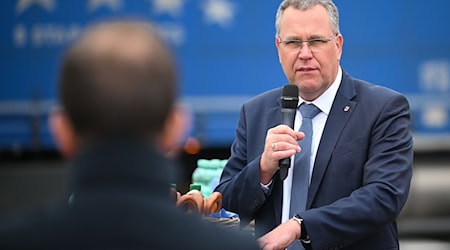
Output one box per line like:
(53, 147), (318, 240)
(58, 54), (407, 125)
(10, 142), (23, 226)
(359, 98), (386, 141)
(276, 5), (343, 101)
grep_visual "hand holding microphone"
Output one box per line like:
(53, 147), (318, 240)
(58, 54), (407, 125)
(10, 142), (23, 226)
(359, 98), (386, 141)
(260, 85), (302, 184)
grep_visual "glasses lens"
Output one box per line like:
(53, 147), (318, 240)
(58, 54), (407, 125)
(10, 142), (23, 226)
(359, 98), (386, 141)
(308, 39), (326, 51)
(280, 35), (335, 52)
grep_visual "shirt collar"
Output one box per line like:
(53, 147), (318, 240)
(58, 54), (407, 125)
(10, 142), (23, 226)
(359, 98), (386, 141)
(299, 66), (342, 116)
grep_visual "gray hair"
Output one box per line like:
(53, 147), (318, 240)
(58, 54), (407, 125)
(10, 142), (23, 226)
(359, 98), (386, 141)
(275, 0), (340, 36)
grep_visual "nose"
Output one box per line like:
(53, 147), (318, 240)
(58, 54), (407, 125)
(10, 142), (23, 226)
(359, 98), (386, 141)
(297, 43), (313, 59)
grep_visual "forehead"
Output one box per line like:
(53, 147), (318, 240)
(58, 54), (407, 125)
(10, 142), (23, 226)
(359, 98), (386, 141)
(279, 4), (333, 36)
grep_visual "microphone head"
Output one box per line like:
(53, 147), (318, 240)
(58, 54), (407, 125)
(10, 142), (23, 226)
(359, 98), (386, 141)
(281, 84), (299, 109)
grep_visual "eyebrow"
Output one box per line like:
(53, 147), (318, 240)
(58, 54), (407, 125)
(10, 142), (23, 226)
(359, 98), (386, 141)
(282, 34), (328, 40)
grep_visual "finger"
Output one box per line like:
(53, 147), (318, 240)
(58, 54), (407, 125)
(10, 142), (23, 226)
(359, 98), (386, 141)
(268, 132), (301, 150)
(270, 141), (300, 154)
(269, 124), (297, 136)
(294, 131), (305, 141)
(257, 237), (269, 250)
(257, 240), (265, 249)
(272, 149), (299, 161)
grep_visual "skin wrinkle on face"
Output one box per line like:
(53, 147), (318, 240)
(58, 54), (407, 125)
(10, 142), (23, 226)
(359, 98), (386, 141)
(276, 4), (343, 101)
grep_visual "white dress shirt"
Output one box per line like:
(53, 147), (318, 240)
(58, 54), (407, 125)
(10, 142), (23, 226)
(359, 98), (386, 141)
(281, 67), (343, 223)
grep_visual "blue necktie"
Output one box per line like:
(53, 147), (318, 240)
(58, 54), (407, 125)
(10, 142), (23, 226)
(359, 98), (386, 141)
(288, 103), (321, 250)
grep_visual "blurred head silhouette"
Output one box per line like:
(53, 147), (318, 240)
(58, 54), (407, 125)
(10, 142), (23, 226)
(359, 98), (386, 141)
(50, 20), (188, 158)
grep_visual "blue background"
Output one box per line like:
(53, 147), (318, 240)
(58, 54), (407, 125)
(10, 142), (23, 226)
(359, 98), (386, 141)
(1, 0), (449, 151)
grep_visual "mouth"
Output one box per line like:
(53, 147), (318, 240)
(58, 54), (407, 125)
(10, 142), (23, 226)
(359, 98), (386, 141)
(296, 67), (317, 72)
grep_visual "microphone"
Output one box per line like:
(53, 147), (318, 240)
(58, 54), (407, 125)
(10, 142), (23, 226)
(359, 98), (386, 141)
(279, 84), (299, 181)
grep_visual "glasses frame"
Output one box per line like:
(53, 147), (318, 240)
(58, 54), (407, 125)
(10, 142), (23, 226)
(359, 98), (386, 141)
(277, 34), (338, 52)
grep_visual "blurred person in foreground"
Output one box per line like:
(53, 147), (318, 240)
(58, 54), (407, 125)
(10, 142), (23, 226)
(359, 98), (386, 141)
(0, 20), (258, 250)
(214, 0), (413, 249)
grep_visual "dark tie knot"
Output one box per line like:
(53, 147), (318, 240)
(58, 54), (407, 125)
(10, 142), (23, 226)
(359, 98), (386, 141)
(299, 103), (321, 119)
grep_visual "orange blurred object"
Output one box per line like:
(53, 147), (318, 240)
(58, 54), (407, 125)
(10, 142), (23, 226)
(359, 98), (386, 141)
(184, 137), (201, 155)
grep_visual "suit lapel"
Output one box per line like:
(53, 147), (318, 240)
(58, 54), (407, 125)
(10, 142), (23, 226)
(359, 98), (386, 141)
(267, 106), (281, 130)
(307, 73), (357, 208)
(267, 92), (284, 222)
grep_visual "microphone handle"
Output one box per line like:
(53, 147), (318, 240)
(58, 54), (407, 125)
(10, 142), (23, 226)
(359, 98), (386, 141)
(279, 108), (296, 181)
(279, 158), (290, 180)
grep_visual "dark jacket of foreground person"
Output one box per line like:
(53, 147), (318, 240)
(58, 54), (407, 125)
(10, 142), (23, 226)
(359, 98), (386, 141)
(0, 141), (259, 250)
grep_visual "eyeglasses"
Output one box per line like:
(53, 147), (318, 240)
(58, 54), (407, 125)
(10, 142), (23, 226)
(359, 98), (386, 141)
(278, 34), (337, 53)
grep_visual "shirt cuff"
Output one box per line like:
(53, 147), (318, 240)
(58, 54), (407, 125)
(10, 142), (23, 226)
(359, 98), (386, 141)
(260, 179), (273, 195)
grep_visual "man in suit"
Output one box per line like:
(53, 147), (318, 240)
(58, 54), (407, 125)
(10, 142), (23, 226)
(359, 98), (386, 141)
(0, 20), (259, 249)
(214, 0), (413, 249)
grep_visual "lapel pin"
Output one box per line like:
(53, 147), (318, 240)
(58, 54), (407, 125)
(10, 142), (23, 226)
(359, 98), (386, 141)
(344, 106), (350, 112)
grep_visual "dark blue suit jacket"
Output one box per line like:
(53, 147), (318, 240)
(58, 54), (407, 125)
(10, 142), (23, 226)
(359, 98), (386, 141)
(215, 71), (413, 249)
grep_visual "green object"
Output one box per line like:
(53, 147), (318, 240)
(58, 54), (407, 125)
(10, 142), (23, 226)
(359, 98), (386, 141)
(192, 159), (227, 198)
(189, 184), (202, 191)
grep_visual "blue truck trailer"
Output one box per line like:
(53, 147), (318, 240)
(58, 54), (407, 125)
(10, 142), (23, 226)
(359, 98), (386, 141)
(1, 0), (449, 153)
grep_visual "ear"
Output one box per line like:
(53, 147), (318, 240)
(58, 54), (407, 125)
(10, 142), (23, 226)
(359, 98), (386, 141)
(275, 36), (282, 64)
(335, 34), (344, 61)
(48, 108), (79, 159)
(159, 104), (191, 157)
